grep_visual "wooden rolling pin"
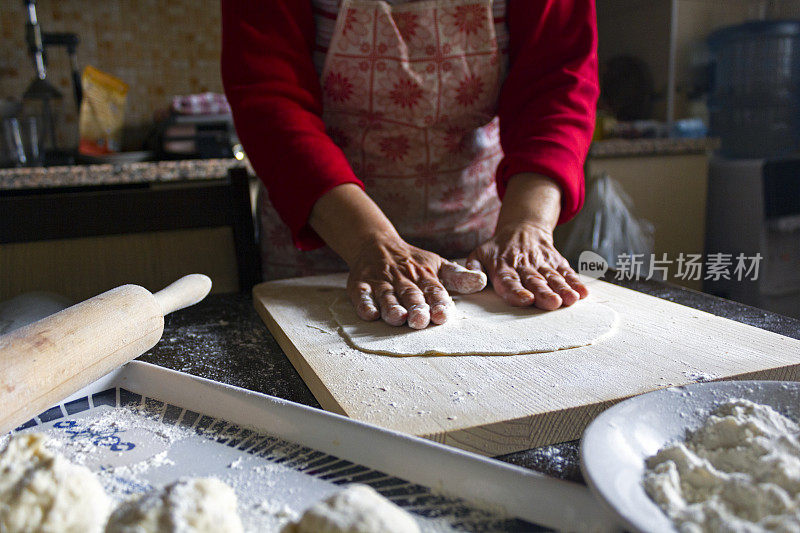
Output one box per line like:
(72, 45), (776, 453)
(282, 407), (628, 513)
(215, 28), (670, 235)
(0, 274), (212, 435)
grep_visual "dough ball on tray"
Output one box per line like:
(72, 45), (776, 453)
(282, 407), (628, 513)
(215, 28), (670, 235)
(106, 477), (243, 533)
(283, 483), (420, 533)
(0, 432), (111, 533)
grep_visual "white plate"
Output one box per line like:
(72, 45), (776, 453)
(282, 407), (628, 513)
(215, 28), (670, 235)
(580, 380), (800, 533)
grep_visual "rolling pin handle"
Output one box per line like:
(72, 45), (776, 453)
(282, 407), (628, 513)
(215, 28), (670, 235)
(153, 274), (212, 316)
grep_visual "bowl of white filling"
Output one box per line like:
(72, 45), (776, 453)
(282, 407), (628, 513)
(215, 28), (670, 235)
(580, 380), (800, 533)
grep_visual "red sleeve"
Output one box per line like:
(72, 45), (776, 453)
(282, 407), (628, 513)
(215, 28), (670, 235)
(497, 0), (599, 224)
(220, 0), (363, 250)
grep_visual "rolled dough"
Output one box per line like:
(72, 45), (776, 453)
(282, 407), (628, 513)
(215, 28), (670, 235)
(330, 290), (619, 356)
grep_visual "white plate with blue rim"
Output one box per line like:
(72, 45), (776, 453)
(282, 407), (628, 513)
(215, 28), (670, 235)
(580, 380), (800, 533)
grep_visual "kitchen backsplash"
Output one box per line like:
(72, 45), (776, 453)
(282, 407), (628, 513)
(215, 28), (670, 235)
(1, 0), (223, 150)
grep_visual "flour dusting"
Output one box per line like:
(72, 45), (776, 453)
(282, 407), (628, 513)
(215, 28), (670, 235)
(644, 399), (800, 531)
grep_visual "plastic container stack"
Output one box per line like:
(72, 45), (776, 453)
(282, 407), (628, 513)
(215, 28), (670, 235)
(708, 20), (800, 159)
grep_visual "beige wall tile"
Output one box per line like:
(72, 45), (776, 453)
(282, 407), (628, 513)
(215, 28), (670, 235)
(1, 0), (223, 149)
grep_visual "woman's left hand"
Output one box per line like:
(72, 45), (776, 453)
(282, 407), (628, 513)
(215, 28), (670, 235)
(466, 172), (588, 310)
(467, 222), (588, 310)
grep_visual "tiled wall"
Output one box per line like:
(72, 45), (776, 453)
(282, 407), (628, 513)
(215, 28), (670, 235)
(1, 0), (223, 149)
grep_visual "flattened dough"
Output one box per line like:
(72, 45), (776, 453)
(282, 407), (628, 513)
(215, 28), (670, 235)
(331, 290), (619, 356)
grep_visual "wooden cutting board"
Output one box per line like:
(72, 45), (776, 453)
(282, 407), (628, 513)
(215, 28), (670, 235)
(253, 274), (800, 456)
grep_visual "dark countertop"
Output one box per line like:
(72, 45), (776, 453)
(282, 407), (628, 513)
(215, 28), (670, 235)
(138, 279), (800, 485)
(588, 137), (719, 158)
(0, 139), (718, 191)
(0, 158), (247, 190)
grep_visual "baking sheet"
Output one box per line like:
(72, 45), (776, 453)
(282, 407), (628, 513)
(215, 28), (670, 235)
(3, 361), (614, 532)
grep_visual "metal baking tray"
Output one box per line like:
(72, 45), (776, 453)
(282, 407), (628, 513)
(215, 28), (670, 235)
(5, 361), (614, 532)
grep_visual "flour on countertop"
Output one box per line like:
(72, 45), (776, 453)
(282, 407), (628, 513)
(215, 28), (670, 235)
(644, 399), (800, 531)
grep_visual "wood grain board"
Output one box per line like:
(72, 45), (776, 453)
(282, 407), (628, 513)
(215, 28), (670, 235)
(253, 274), (800, 456)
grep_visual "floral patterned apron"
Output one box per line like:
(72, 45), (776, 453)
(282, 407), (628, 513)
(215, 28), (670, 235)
(259, 0), (506, 279)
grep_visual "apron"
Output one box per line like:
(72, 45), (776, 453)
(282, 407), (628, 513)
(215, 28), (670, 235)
(259, 0), (507, 280)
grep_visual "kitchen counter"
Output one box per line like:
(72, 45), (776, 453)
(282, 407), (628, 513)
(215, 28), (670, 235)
(588, 137), (719, 158)
(0, 139), (718, 190)
(138, 278), (800, 485)
(0, 158), (246, 190)
(1, 158), (260, 298)
(0, 138), (720, 190)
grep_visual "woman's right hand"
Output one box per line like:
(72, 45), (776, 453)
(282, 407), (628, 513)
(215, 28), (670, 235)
(346, 235), (486, 329)
(309, 184), (485, 329)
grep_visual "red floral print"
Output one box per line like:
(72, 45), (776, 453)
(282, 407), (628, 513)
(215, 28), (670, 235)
(414, 170), (439, 188)
(324, 72), (353, 103)
(389, 79), (423, 109)
(341, 8), (359, 37)
(456, 74), (483, 107)
(443, 125), (466, 153)
(393, 13), (420, 39)
(276, 1), (505, 276)
(453, 5), (486, 35)
(379, 134), (411, 161)
(439, 185), (466, 206)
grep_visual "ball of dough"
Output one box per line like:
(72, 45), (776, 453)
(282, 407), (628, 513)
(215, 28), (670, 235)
(0, 432), (111, 533)
(105, 477), (243, 533)
(283, 484), (420, 533)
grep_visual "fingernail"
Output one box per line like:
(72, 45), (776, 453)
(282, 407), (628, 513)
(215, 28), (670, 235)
(514, 291), (533, 302)
(387, 305), (406, 319)
(431, 303), (450, 319)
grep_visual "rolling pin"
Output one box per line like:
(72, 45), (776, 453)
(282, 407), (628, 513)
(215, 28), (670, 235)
(0, 274), (212, 435)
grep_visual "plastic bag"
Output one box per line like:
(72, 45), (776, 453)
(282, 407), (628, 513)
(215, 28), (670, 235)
(562, 172), (654, 276)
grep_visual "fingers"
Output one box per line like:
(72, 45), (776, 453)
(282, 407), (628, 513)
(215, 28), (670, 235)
(491, 264), (536, 307)
(370, 278), (451, 329)
(345, 239), (459, 329)
(418, 278), (453, 325)
(396, 283), (430, 330)
(559, 266), (589, 298)
(537, 267), (579, 307)
(374, 283), (408, 326)
(347, 282), (380, 321)
(439, 261), (487, 294)
(465, 256), (484, 273)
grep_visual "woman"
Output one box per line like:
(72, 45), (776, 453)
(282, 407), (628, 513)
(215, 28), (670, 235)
(221, 0), (598, 329)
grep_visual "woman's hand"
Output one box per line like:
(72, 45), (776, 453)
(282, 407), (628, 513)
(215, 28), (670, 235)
(347, 235), (486, 329)
(309, 184), (485, 329)
(467, 172), (588, 310)
(467, 222), (587, 309)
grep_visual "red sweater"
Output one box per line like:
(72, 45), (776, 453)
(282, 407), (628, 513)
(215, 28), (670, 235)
(221, 1), (599, 250)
